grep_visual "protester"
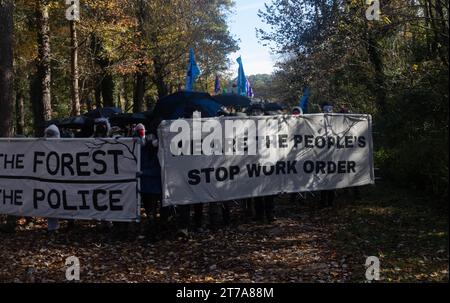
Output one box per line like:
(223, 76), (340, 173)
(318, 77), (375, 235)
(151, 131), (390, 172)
(1, 211), (17, 234)
(254, 196), (275, 223)
(319, 102), (336, 208)
(177, 205), (191, 237)
(321, 102), (334, 114)
(245, 103), (276, 224)
(338, 104), (350, 114)
(175, 110), (203, 237)
(193, 204), (204, 232)
(260, 105), (278, 223)
(0, 134), (29, 233)
(44, 125), (61, 232)
(292, 106), (303, 116)
(337, 105), (361, 200)
(93, 118), (111, 138)
(290, 106), (305, 204)
(222, 203), (231, 226)
(136, 124), (165, 240)
(91, 118), (119, 235)
(208, 202), (232, 230)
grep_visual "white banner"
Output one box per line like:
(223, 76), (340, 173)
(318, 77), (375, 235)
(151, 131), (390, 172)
(0, 138), (140, 222)
(158, 114), (375, 206)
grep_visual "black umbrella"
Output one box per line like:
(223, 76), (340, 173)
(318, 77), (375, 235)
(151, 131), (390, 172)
(213, 94), (252, 107)
(84, 107), (122, 119)
(109, 112), (149, 127)
(46, 115), (93, 129)
(152, 91), (223, 120)
(263, 102), (284, 112)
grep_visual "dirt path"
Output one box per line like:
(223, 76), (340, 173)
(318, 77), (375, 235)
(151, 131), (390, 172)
(0, 198), (351, 283)
(1, 185), (448, 283)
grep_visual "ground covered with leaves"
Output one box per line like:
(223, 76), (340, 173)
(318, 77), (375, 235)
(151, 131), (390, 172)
(0, 184), (448, 283)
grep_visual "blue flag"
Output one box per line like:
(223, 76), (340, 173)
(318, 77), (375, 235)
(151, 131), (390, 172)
(185, 48), (200, 91)
(214, 75), (220, 95)
(246, 79), (254, 98)
(299, 87), (310, 114)
(236, 57), (247, 96)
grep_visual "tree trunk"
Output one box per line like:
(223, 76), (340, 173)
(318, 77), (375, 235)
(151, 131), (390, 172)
(30, 72), (44, 136)
(434, 0), (449, 67)
(15, 91), (25, 135)
(101, 73), (115, 107)
(70, 20), (80, 116)
(133, 71), (146, 113)
(36, 0), (52, 129)
(91, 34), (114, 108)
(364, 16), (386, 115)
(94, 85), (102, 108)
(153, 56), (168, 99)
(367, 37), (387, 115)
(0, 0), (14, 137)
(122, 76), (130, 113)
(422, 0), (433, 58)
(133, 0), (148, 113)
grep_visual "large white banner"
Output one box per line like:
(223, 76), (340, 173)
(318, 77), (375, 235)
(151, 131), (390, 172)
(158, 114), (375, 206)
(0, 138), (140, 222)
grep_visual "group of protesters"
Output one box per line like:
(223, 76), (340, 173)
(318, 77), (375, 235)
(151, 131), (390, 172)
(138, 101), (354, 239)
(0, 100), (360, 240)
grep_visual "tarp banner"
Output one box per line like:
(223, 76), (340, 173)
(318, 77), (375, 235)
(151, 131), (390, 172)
(0, 138), (140, 222)
(158, 114), (374, 206)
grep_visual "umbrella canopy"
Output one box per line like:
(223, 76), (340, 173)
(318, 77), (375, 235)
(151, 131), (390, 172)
(263, 102), (284, 112)
(213, 94), (252, 107)
(109, 112), (149, 128)
(84, 107), (122, 119)
(152, 91), (223, 120)
(46, 115), (93, 129)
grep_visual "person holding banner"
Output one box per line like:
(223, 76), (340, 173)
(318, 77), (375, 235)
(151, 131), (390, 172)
(91, 118), (123, 237)
(338, 105), (362, 201)
(292, 107), (303, 116)
(251, 103), (276, 223)
(319, 102), (336, 208)
(139, 126), (167, 241)
(44, 125), (61, 233)
(93, 118), (112, 138)
(290, 106), (305, 205)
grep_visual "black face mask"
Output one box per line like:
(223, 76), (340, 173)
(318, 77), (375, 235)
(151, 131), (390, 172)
(95, 125), (107, 137)
(45, 130), (58, 138)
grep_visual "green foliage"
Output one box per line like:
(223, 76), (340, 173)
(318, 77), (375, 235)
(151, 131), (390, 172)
(9, 0), (238, 127)
(330, 184), (448, 282)
(259, 0), (449, 199)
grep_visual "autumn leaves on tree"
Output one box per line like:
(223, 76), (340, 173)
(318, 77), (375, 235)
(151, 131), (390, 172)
(0, 0), (238, 136)
(257, 0), (449, 197)
(0, 0), (14, 137)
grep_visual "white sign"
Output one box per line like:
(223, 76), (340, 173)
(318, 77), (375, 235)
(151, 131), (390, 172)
(158, 114), (375, 206)
(0, 138), (140, 222)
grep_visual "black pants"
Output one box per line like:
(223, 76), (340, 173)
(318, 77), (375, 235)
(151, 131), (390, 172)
(343, 187), (361, 200)
(222, 203), (231, 225)
(193, 204), (203, 229)
(241, 198), (253, 218)
(177, 205), (190, 230)
(142, 194), (160, 222)
(320, 190), (335, 207)
(142, 193), (168, 238)
(177, 204), (203, 230)
(209, 202), (231, 227)
(254, 196), (275, 221)
(1, 216), (17, 233)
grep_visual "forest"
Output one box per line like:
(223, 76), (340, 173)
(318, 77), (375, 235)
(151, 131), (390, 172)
(1, 1), (448, 201)
(0, 0), (448, 284)
(256, 0), (448, 199)
(0, 0), (238, 137)
(0, 1), (448, 208)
